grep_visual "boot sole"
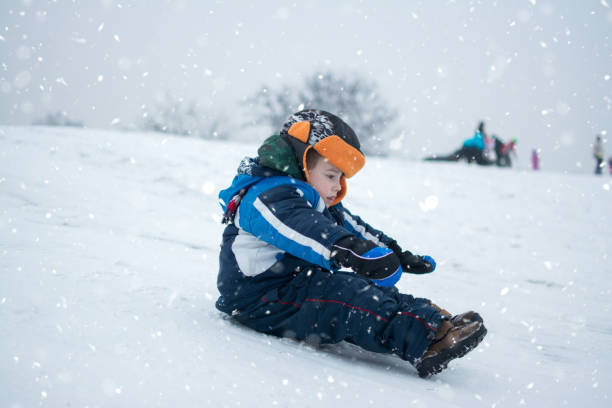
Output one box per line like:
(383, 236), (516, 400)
(416, 323), (487, 378)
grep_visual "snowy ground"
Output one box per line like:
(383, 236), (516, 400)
(1, 126), (610, 408)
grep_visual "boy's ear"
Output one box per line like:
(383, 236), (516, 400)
(288, 121), (310, 143)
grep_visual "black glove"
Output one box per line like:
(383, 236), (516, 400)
(331, 236), (401, 280)
(388, 241), (436, 275)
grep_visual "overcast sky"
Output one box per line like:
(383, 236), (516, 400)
(1, 0), (611, 172)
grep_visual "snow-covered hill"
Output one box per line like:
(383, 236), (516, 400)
(1, 126), (610, 407)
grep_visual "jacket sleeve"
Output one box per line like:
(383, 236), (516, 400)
(336, 204), (396, 248)
(235, 180), (353, 270)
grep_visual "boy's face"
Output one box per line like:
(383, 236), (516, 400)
(308, 158), (342, 207)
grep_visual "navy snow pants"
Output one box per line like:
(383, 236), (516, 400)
(232, 268), (443, 365)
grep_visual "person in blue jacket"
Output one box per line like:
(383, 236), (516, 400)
(216, 109), (487, 378)
(425, 121), (493, 165)
(458, 121), (488, 163)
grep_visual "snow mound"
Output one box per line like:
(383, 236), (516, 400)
(1, 126), (610, 407)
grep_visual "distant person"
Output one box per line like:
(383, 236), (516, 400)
(459, 121), (490, 164)
(425, 121), (492, 165)
(608, 157), (612, 176)
(493, 136), (517, 167)
(216, 109), (487, 378)
(493, 136), (505, 165)
(503, 139), (517, 166)
(531, 149), (540, 171)
(593, 135), (604, 175)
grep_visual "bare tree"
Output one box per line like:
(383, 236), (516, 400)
(33, 111), (84, 127)
(245, 71), (397, 155)
(242, 84), (297, 130)
(143, 92), (227, 140)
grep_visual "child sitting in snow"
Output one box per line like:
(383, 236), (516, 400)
(216, 109), (487, 378)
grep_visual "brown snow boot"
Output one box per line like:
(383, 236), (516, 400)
(416, 319), (487, 378)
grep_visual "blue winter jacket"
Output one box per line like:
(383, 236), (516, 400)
(462, 131), (485, 150)
(216, 157), (396, 314)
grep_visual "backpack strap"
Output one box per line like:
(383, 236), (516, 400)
(221, 187), (250, 224)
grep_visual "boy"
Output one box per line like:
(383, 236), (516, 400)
(216, 109), (486, 378)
